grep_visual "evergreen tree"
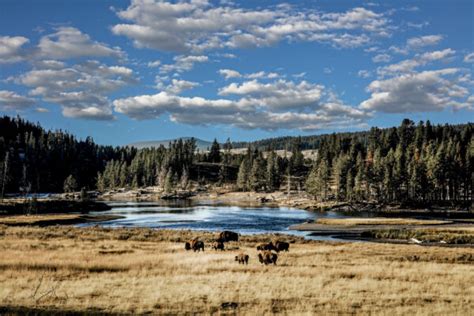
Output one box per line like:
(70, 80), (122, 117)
(63, 175), (78, 193)
(208, 139), (221, 163)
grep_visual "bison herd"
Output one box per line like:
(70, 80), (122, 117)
(184, 230), (290, 266)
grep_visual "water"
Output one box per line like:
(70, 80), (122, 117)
(81, 201), (351, 240)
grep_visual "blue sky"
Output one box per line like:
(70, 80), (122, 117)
(0, 0), (472, 145)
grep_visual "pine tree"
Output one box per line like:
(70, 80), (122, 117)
(208, 139), (221, 163)
(237, 158), (250, 191)
(63, 174), (78, 193)
(250, 156), (267, 192)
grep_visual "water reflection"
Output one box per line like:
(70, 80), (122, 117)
(83, 201), (349, 240)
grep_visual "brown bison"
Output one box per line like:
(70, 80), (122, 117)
(184, 241), (191, 250)
(212, 241), (225, 251)
(185, 239), (204, 252)
(272, 241), (290, 252)
(218, 231), (239, 242)
(258, 251), (278, 265)
(192, 240), (205, 252)
(235, 253), (249, 264)
(256, 242), (274, 251)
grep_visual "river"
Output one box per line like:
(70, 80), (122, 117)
(81, 201), (358, 240)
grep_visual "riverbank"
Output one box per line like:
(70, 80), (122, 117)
(0, 199), (111, 215)
(292, 218), (474, 246)
(0, 214), (124, 227)
(0, 226), (473, 314)
(96, 186), (473, 214)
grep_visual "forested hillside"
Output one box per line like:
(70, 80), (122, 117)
(0, 116), (472, 203)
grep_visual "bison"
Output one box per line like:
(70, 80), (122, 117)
(185, 239), (204, 252)
(256, 242), (274, 251)
(184, 241), (191, 251)
(258, 251), (278, 265)
(272, 241), (289, 252)
(218, 231), (239, 242)
(192, 240), (205, 252)
(212, 241), (225, 251)
(235, 253), (249, 264)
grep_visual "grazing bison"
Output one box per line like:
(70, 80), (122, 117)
(218, 231), (239, 242)
(256, 242), (274, 251)
(258, 251), (278, 265)
(192, 240), (205, 252)
(235, 253), (249, 264)
(184, 241), (191, 251)
(272, 241), (290, 252)
(212, 241), (225, 251)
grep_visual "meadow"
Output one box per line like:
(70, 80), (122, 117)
(0, 225), (473, 315)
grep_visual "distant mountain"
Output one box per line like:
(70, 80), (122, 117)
(128, 137), (213, 151)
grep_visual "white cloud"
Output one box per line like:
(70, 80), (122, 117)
(16, 60), (136, 120)
(113, 77), (370, 130)
(360, 69), (473, 113)
(218, 69), (281, 80)
(292, 72), (306, 78)
(218, 79), (323, 111)
(159, 55), (209, 73)
(372, 53), (391, 63)
(112, 1), (391, 53)
(165, 79), (200, 95)
(37, 27), (124, 59)
(406, 35), (443, 50)
(219, 69), (241, 80)
(388, 34), (443, 56)
(377, 48), (455, 76)
(0, 90), (35, 111)
(464, 52), (474, 63)
(0, 36), (29, 63)
(358, 70), (372, 78)
(147, 60), (161, 67)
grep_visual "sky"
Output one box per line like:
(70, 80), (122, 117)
(0, 0), (473, 146)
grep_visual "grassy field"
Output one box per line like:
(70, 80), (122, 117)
(0, 225), (473, 315)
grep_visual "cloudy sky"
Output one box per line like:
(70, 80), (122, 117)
(0, 0), (473, 145)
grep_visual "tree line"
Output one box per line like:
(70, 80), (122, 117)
(0, 116), (472, 203)
(306, 119), (473, 203)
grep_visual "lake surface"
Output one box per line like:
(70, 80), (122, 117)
(82, 201), (354, 240)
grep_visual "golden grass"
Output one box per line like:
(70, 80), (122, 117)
(0, 226), (473, 315)
(317, 217), (450, 226)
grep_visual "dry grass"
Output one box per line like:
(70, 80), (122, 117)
(0, 226), (473, 315)
(317, 217), (450, 226)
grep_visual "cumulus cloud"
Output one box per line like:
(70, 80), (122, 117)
(165, 79), (200, 95)
(406, 35), (443, 50)
(16, 60), (136, 120)
(218, 69), (280, 80)
(464, 52), (474, 63)
(372, 53), (391, 63)
(159, 55), (209, 74)
(36, 27), (123, 60)
(360, 68), (473, 113)
(0, 36), (29, 63)
(388, 34), (443, 56)
(377, 48), (455, 76)
(0, 90), (35, 111)
(112, 1), (391, 53)
(147, 60), (161, 67)
(219, 69), (242, 80)
(358, 70), (372, 78)
(113, 78), (370, 130)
